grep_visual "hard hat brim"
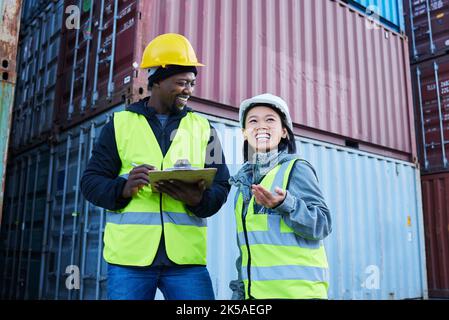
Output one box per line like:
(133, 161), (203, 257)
(140, 61), (205, 69)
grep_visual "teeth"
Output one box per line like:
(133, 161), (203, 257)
(177, 96), (189, 102)
(256, 133), (270, 140)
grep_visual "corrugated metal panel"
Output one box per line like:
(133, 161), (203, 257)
(1, 103), (427, 299)
(43, 114), (110, 300)
(10, 0), (64, 152)
(52, 0), (417, 162)
(1, 0), (22, 225)
(21, 0), (54, 24)
(404, 0), (449, 63)
(344, 0), (405, 32)
(0, 144), (51, 300)
(299, 136), (426, 299)
(1, 115), (111, 300)
(410, 55), (449, 173)
(421, 172), (449, 298)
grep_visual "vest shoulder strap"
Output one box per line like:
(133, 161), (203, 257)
(187, 111), (211, 137)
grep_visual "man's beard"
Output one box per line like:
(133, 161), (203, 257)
(169, 101), (183, 114)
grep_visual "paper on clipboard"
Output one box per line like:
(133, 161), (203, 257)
(148, 168), (217, 193)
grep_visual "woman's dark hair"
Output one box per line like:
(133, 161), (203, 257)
(243, 103), (297, 162)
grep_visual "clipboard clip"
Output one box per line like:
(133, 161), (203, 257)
(165, 159), (196, 171)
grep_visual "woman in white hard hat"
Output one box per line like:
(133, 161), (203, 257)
(229, 93), (332, 299)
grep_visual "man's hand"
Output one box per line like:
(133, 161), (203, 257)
(121, 164), (156, 198)
(251, 184), (286, 208)
(154, 179), (207, 207)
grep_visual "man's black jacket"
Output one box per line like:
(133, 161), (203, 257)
(80, 97), (230, 266)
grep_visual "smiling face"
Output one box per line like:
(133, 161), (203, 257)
(157, 72), (196, 112)
(243, 105), (288, 153)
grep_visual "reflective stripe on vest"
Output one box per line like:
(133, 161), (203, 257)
(106, 211), (206, 227)
(104, 110), (210, 266)
(235, 159), (329, 299)
(241, 265), (329, 282)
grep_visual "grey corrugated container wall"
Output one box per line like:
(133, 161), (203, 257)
(1, 103), (428, 300)
(11, 0), (64, 152)
(0, 146), (51, 300)
(44, 120), (107, 300)
(20, 0), (55, 24)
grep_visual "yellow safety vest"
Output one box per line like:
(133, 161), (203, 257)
(235, 159), (329, 299)
(103, 110), (210, 266)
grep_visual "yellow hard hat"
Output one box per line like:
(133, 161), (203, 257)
(140, 33), (205, 69)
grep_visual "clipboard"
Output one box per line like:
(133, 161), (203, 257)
(148, 168), (217, 193)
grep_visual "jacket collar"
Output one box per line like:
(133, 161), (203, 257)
(229, 151), (297, 188)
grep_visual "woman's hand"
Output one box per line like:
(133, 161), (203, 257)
(251, 184), (286, 208)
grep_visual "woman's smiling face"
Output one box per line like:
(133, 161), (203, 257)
(243, 105), (288, 153)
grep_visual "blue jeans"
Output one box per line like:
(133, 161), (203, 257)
(107, 264), (215, 300)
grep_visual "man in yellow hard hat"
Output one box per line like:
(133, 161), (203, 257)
(81, 33), (230, 300)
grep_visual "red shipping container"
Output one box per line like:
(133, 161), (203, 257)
(411, 54), (449, 173)
(54, 0), (417, 162)
(404, 0), (449, 63)
(53, 0), (151, 130)
(421, 172), (449, 298)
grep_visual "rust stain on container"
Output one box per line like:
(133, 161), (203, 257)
(0, 0), (22, 84)
(0, 0), (22, 226)
(421, 172), (449, 298)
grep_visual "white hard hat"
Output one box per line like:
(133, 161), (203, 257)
(239, 93), (293, 131)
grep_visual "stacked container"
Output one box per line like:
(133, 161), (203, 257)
(1, 0), (428, 299)
(52, 0), (149, 131)
(405, 0), (449, 298)
(342, 0), (405, 32)
(1, 146), (52, 300)
(11, 0), (64, 153)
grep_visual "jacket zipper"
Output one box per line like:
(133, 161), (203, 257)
(160, 126), (166, 246)
(242, 195), (254, 299)
(146, 114), (170, 253)
(160, 161), (165, 240)
(159, 128), (164, 245)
